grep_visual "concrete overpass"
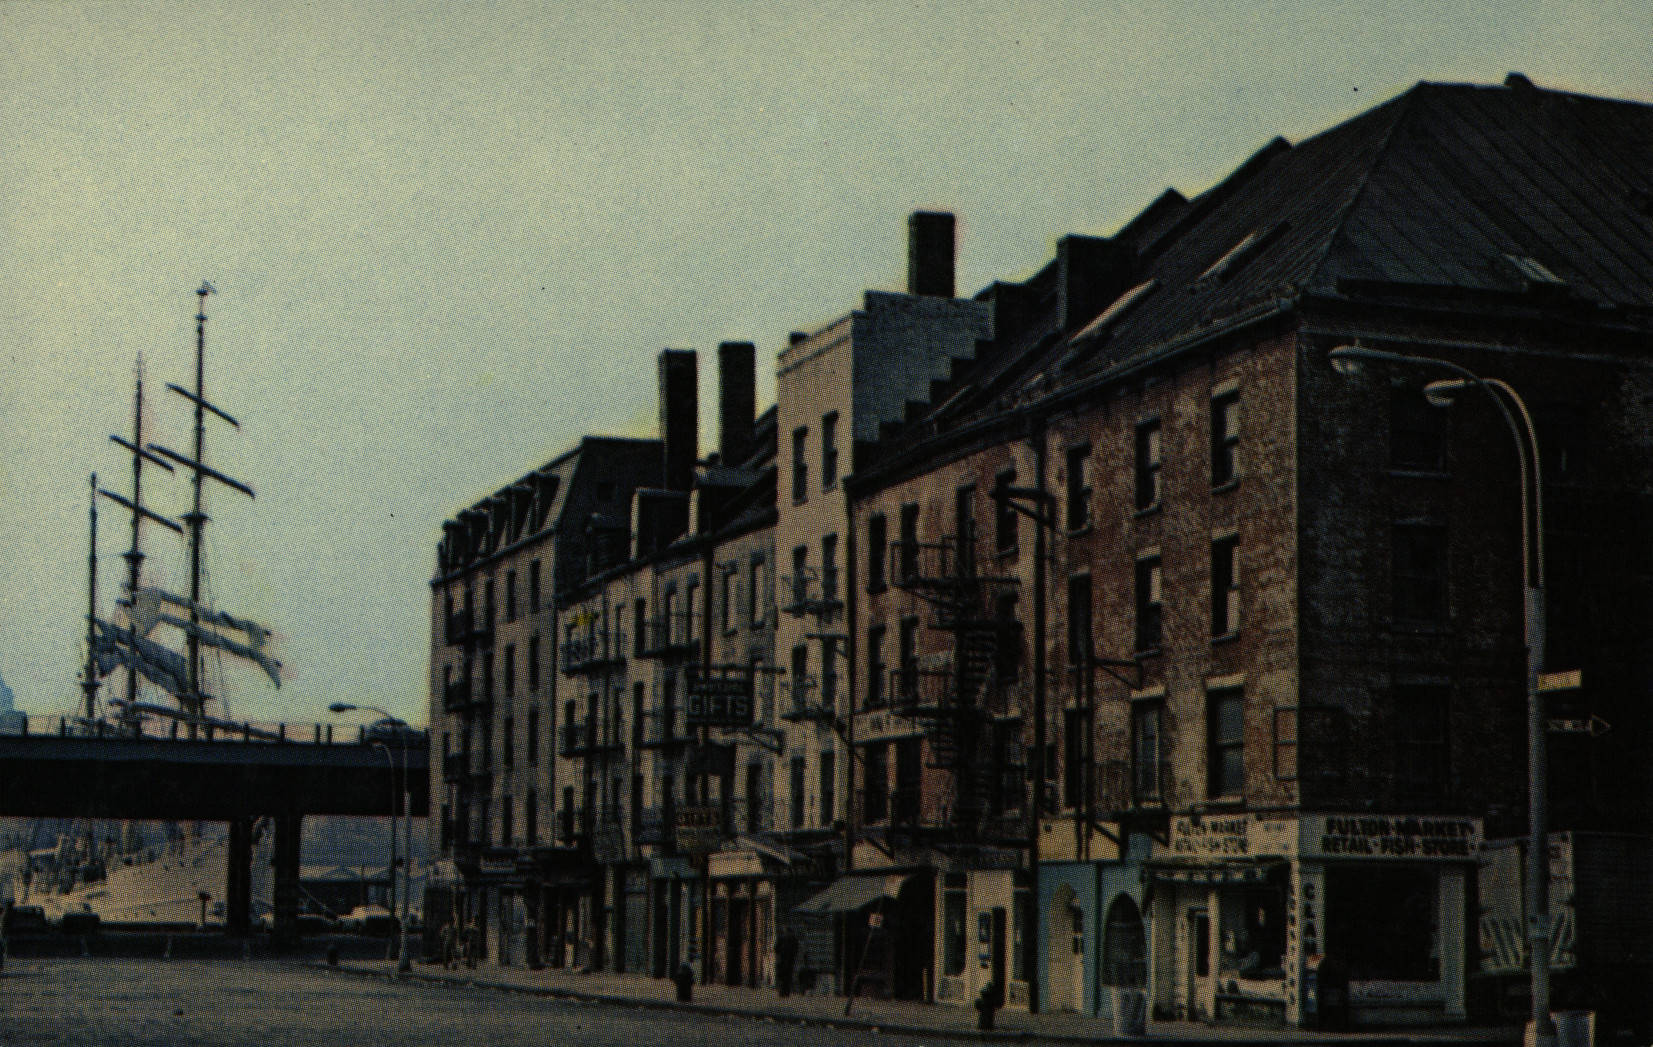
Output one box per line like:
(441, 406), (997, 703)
(0, 729), (428, 941)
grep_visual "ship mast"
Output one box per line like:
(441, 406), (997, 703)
(81, 473), (101, 721)
(148, 283), (254, 738)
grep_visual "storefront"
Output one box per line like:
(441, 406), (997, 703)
(795, 869), (933, 1001)
(707, 850), (774, 987)
(933, 867), (1033, 1011)
(1147, 814), (1480, 1028)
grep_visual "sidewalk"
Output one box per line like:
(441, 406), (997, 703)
(314, 959), (1521, 1046)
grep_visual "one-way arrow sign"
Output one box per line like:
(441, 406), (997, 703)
(1546, 714), (1611, 737)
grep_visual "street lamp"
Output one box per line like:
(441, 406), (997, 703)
(329, 702), (415, 975)
(1328, 345), (1553, 1047)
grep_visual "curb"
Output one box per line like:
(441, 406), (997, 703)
(308, 962), (1521, 1047)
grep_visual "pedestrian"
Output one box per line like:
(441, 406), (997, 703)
(775, 928), (799, 998)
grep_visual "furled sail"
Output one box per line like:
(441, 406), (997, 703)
(128, 587), (283, 688)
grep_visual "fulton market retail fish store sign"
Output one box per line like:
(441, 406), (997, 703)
(1300, 815), (1481, 860)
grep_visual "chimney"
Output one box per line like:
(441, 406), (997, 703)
(658, 349), (698, 492)
(907, 210), (956, 298)
(1057, 234), (1136, 331)
(717, 341), (756, 468)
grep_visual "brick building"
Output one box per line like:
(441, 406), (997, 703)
(428, 76), (1651, 1033)
(847, 76), (1652, 1029)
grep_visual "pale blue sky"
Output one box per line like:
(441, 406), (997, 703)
(2, 0), (1648, 725)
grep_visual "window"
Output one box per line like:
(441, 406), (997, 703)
(526, 706), (539, 765)
(503, 644), (516, 698)
(529, 559), (541, 613)
(1394, 684), (1449, 805)
(1065, 445), (1092, 531)
(821, 533), (839, 604)
(746, 763), (764, 833)
(527, 634), (541, 691)
(865, 625), (886, 708)
(485, 578), (496, 624)
(1211, 391), (1240, 487)
(634, 598), (647, 656)
(1134, 556), (1162, 653)
(753, 655), (771, 724)
(791, 545), (809, 608)
(1067, 574), (1093, 668)
(1207, 687), (1244, 800)
(1132, 700), (1163, 802)
(664, 588), (679, 645)
(863, 744), (888, 823)
(821, 411), (839, 490)
(1326, 867), (1438, 981)
(943, 879), (967, 976)
(1391, 384), (1447, 471)
(1134, 421), (1162, 510)
(1219, 884), (1286, 980)
(630, 774), (642, 837)
(1393, 523), (1447, 625)
(632, 682), (645, 748)
(481, 649), (495, 702)
(790, 643), (809, 715)
(1211, 536), (1240, 637)
(684, 580), (699, 643)
(994, 471), (1018, 554)
(897, 504), (919, 582)
(748, 554), (765, 626)
(896, 617), (918, 702)
(866, 513), (887, 592)
(1272, 707), (1297, 781)
(790, 755), (807, 830)
(501, 795), (514, 845)
(526, 791), (538, 844)
(505, 570), (517, 622)
(820, 640), (837, 708)
(791, 427), (808, 501)
(1063, 707), (1092, 809)
(819, 749), (835, 827)
(993, 592), (1022, 683)
(894, 739), (920, 824)
(721, 566), (738, 634)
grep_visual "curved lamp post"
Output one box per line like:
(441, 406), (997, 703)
(329, 701), (415, 975)
(1328, 345), (1552, 1047)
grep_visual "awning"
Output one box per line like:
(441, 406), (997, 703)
(793, 873), (911, 915)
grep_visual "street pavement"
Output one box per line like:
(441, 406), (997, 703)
(1, 957), (895, 1047)
(318, 957), (1523, 1047)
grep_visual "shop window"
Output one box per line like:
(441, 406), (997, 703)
(1326, 866), (1438, 981)
(1134, 420), (1162, 511)
(942, 881), (967, 977)
(1219, 886), (1286, 981)
(1207, 687), (1244, 800)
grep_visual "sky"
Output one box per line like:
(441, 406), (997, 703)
(2, 0), (1649, 728)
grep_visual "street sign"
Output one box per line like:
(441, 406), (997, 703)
(1546, 715), (1610, 737)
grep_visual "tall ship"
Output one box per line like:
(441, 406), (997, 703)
(16, 284), (284, 926)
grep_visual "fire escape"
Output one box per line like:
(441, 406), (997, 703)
(557, 619), (627, 850)
(443, 599), (495, 864)
(888, 528), (1021, 844)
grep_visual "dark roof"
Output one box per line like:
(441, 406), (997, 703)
(907, 78), (1653, 432)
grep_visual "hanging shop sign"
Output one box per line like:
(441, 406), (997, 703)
(686, 672), (754, 727)
(674, 805), (722, 855)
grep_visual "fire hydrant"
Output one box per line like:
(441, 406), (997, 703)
(673, 962), (695, 1002)
(975, 981), (1000, 1030)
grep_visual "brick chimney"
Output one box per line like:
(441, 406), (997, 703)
(907, 210), (956, 298)
(717, 341), (755, 468)
(658, 349), (698, 492)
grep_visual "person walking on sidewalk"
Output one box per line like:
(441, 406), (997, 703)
(775, 930), (799, 998)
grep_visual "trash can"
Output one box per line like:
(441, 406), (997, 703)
(1109, 986), (1148, 1037)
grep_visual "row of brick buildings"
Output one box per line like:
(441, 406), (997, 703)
(426, 76), (1652, 1031)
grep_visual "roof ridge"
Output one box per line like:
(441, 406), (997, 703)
(1302, 83), (1427, 293)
